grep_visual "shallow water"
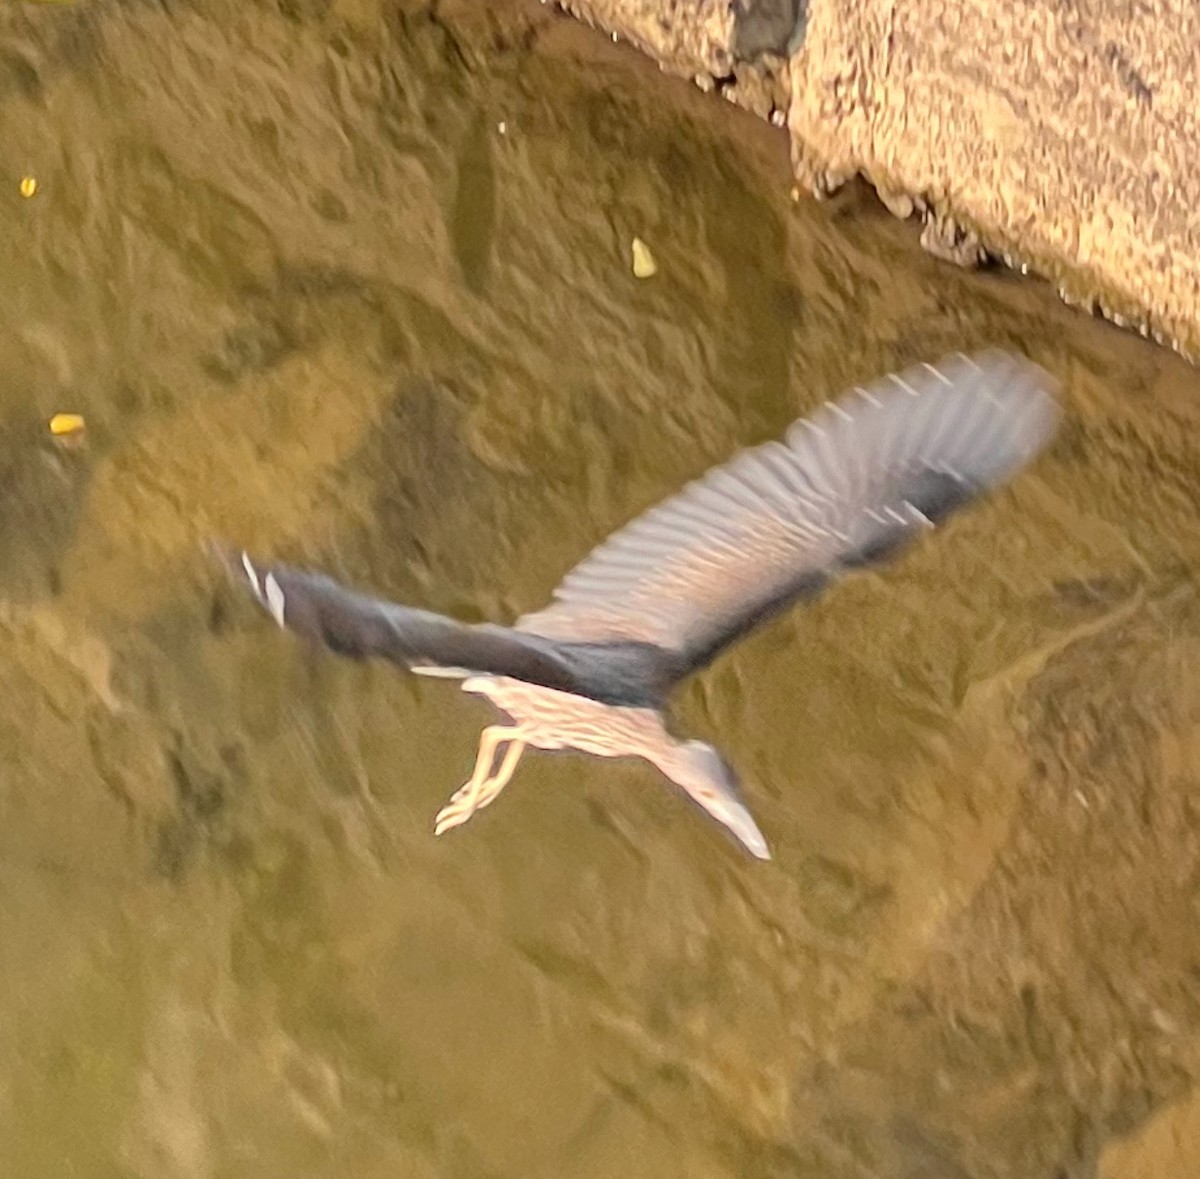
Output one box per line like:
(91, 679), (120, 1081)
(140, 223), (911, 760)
(3, 1), (1200, 1176)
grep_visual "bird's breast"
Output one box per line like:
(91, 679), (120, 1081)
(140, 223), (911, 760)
(463, 676), (671, 760)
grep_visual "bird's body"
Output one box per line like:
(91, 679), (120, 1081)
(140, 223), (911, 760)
(459, 675), (674, 757)
(430, 674), (769, 856)
(223, 349), (1060, 860)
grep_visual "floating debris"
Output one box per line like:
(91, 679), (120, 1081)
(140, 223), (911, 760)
(19, 176), (38, 198)
(49, 413), (85, 437)
(631, 236), (657, 279)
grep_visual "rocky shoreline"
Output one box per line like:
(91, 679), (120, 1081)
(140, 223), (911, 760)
(562, 0), (1200, 364)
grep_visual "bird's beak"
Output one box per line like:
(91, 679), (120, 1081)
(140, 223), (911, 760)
(716, 802), (771, 861)
(671, 743), (772, 861)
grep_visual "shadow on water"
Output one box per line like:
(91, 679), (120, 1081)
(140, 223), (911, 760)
(3, 0), (1200, 1176)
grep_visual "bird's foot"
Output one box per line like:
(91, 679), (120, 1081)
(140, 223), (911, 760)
(434, 783), (486, 835)
(434, 736), (526, 837)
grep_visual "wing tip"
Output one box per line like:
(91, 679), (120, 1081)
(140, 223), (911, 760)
(927, 346), (1061, 397)
(209, 540), (287, 628)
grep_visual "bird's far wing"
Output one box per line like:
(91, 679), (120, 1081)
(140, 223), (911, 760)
(218, 547), (591, 696)
(516, 349), (1059, 676)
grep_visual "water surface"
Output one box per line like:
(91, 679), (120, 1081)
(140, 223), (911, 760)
(3, 2), (1200, 1176)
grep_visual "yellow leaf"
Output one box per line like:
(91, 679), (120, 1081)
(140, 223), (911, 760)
(49, 413), (85, 436)
(631, 237), (657, 279)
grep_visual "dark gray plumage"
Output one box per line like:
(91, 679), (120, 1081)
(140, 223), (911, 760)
(223, 349), (1059, 859)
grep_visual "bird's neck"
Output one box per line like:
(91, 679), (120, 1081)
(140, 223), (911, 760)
(641, 734), (692, 781)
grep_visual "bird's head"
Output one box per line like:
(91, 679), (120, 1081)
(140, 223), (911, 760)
(671, 740), (771, 861)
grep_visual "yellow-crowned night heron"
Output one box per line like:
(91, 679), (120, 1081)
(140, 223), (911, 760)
(222, 349), (1059, 860)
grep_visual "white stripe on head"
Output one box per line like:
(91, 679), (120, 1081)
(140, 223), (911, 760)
(263, 572), (287, 628)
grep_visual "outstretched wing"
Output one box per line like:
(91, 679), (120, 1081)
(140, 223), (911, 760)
(217, 547), (604, 698)
(516, 349), (1059, 676)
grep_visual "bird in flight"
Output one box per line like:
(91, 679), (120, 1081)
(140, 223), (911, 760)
(221, 349), (1059, 861)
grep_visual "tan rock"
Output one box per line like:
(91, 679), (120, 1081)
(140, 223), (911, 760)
(787, 0), (1200, 361)
(561, 0), (1200, 363)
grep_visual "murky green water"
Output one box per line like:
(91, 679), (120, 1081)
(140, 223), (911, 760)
(3, 1), (1200, 1176)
